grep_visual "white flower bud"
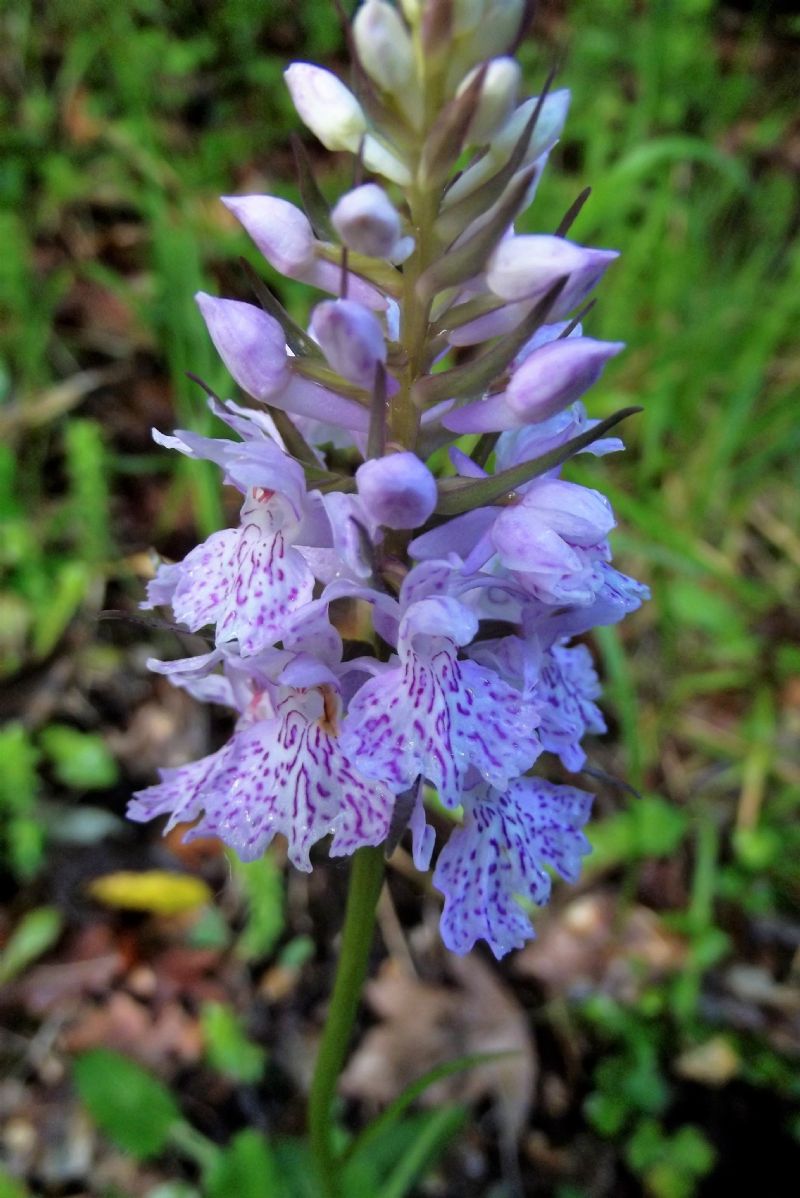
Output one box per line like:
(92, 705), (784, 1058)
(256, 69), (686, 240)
(486, 234), (619, 313)
(284, 63), (368, 153)
(443, 89), (571, 207)
(354, 1), (414, 95)
(458, 56), (521, 144)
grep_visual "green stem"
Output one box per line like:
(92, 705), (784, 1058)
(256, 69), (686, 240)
(308, 845), (385, 1197)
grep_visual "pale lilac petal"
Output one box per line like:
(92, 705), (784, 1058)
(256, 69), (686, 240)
(442, 390), (515, 434)
(448, 446), (487, 479)
(409, 508), (496, 561)
(399, 559), (460, 608)
(399, 596), (478, 650)
(541, 562), (650, 639)
(276, 375), (370, 432)
(144, 560), (183, 609)
(222, 194), (387, 309)
(517, 479), (616, 548)
(433, 778), (593, 958)
(222, 195), (316, 276)
(486, 235), (619, 314)
(410, 789), (435, 871)
(152, 493), (316, 655)
(146, 649), (233, 707)
(284, 63), (368, 153)
(494, 403), (624, 476)
(505, 338), (624, 422)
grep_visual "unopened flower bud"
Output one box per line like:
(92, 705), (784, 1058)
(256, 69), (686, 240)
(284, 63), (368, 153)
(285, 63), (412, 185)
(446, 0), (522, 83)
(309, 300), (387, 388)
(443, 89), (571, 206)
(196, 293), (290, 400)
(223, 194), (388, 309)
(506, 337), (625, 420)
(222, 195), (315, 276)
(356, 452), (437, 529)
(458, 57), (520, 143)
(354, 0), (414, 96)
(332, 184), (401, 259)
(486, 234), (619, 313)
(444, 337), (624, 434)
(480, 0), (524, 56)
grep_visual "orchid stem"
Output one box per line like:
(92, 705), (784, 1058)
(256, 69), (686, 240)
(308, 845), (385, 1197)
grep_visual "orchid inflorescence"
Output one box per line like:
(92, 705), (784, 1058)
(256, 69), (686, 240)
(130, 0), (648, 959)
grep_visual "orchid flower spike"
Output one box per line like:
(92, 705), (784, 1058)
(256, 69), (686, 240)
(133, 0), (647, 961)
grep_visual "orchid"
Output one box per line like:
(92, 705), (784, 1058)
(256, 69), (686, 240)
(133, 3), (646, 1189)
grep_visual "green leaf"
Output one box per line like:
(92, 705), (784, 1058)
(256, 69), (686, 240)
(346, 1051), (513, 1170)
(584, 1089), (628, 1137)
(0, 723), (42, 879)
(146, 1186), (202, 1198)
(233, 853), (286, 961)
(0, 1169), (32, 1198)
(290, 133), (335, 241)
(589, 795), (689, 870)
(375, 1106), (467, 1198)
(0, 907), (62, 984)
(74, 1049), (180, 1159)
(204, 1130), (282, 1198)
(200, 1002), (267, 1084)
(434, 406), (642, 515)
(271, 1138), (319, 1198)
(39, 725), (119, 790)
(419, 65), (487, 189)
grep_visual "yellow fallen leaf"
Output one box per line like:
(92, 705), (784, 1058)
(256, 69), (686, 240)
(87, 870), (212, 915)
(674, 1035), (740, 1087)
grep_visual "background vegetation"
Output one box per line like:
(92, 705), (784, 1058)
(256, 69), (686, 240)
(1, 1), (798, 1194)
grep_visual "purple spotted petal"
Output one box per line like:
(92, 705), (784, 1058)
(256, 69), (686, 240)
(129, 695), (392, 870)
(433, 778), (593, 958)
(540, 562), (651, 640)
(146, 492), (314, 655)
(342, 634), (539, 807)
(537, 642), (606, 771)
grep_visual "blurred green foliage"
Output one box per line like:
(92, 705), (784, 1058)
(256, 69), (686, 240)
(74, 1045), (467, 1197)
(1, 0), (798, 1194)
